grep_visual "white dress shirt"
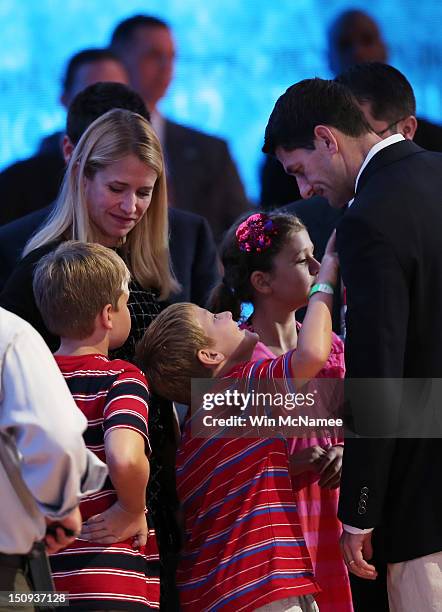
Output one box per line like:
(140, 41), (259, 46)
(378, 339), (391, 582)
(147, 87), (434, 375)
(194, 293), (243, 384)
(0, 308), (107, 554)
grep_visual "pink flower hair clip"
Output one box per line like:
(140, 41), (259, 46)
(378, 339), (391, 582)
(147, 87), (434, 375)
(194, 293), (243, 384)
(236, 213), (278, 253)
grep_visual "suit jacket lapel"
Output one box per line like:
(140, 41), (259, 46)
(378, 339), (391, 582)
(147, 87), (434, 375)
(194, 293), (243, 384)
(356, 140), (426, 195)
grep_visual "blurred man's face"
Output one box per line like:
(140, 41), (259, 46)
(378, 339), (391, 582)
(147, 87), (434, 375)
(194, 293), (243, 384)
(62, 60), (129, 107)
(329, 13), (387, 75)
(357, 101), (415, 141)
(122, 25), (175, 110)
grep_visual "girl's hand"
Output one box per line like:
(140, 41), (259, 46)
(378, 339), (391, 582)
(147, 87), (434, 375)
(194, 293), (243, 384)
(317, 230), (339, 288)
(317, 444), (343, 488)
(289, 445), (328, 476)
(80, 501), (147, 548)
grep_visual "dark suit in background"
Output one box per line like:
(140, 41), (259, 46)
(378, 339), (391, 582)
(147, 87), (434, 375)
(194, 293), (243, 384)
(0, 205), (219, 306)
(260, 155), (301, 210)
(0, 143), (64, 225)
(164, 119), (250, 243)
(337, 140), (442, 565)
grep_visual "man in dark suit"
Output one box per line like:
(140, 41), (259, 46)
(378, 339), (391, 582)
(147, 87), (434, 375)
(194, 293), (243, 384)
(284, 63), (422, 340)
(0, 49), (129, 225)
(263, 77), (442, 610)
(110, 15), (249, 243)
(0, 82), (219, 306)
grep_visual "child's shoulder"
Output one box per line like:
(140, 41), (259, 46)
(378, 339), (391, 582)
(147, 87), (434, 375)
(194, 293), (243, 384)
(56, 353), (146, 381)
(106, 357), (148, 383)
(225, 350), (295, 380)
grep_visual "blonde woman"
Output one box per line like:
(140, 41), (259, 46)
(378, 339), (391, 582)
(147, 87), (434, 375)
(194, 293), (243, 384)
(0, 108), (180, 609)
(1, 107), (179, 360)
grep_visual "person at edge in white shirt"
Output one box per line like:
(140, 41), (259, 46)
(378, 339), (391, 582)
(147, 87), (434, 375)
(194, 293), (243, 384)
(0, 307), (107, 590)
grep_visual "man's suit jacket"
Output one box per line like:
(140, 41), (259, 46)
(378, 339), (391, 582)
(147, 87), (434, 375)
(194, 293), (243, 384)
(0, 152), (65, 225)
(336, 139), (442, 563)
(164, 120), (250, 243)
(0, 205), (219, 306)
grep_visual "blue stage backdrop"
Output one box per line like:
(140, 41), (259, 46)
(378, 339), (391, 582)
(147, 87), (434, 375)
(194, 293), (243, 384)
(1, 0), (441, 201)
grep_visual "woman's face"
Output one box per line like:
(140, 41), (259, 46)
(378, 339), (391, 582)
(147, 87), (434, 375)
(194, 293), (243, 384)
(84, 154), (158, 247)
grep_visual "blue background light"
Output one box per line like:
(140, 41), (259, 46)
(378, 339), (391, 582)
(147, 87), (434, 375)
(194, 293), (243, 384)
(1, 0), (441, 201)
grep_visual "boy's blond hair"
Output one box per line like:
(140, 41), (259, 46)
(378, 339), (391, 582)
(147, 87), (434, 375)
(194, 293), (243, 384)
(33, 241), (131, 340)
(136, 303), (213, 404)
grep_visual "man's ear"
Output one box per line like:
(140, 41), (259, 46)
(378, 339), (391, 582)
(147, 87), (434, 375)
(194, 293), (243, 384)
(399, 115), (418, 141)
(62, 135), (74, 164)
(314, 125), (338, 155)
(197, 348), (225, 368)
(250, 270), (272, 295)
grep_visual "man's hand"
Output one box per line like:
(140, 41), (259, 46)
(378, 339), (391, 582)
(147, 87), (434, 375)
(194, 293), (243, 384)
(45, 506), (81, 554)
(80, 501), (147, 548)
(317, 445), (343, 488)
(340, 531), (377, 580)
(289, 445), (328, 476)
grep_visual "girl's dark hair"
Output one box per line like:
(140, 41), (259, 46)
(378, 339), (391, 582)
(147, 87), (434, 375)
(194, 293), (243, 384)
(208, 212), (305, 320)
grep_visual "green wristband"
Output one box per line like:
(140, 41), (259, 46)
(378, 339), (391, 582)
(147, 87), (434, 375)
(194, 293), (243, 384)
(308, 282), (334, 299)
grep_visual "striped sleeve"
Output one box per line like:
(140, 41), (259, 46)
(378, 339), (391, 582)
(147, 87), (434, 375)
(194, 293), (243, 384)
(234, 350), (296, 392)
(103, 365), (150, 453)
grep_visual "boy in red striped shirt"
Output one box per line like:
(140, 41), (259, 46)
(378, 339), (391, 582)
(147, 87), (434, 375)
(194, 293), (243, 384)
(33, 241), (160, 611)
(136, 236), (339, 612)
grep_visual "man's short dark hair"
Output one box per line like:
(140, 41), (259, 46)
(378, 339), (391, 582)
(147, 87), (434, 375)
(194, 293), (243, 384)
(335, 62), (416, 124)
(66, 82), (150, 144)
(62, 48), (122, 96)
(263, 78), (372, 155)
(110, 15), (169, 52)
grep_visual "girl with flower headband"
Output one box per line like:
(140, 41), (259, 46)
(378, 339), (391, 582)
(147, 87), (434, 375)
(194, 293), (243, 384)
(210, 212), (353, 612)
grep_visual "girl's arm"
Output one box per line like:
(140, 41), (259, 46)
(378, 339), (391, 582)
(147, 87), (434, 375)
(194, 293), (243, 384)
(291, 233), (339, 381)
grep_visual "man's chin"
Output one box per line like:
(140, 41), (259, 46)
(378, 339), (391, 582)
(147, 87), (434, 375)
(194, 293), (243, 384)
(327, 194), (348, 209)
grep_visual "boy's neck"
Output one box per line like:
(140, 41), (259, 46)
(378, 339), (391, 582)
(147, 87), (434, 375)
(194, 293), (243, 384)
(55, 335), (109, 357)
(214, 342), (256, 377)
(251, 300), (298, 356)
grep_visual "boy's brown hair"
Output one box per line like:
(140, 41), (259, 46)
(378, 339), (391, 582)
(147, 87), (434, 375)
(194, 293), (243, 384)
(136, 303), (213, 404)
(33, 241), (130, 339)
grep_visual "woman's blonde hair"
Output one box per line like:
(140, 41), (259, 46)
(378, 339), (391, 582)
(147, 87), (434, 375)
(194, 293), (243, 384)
(24, 108), (179, 300)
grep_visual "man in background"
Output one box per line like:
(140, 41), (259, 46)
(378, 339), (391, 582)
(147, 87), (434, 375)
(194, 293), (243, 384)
(0, 82), (220, 306)
(110, 15), (249, 242)
(261, 9), (442, 210)
(0, 48), (128, 225)
(328, 9), (442, 152)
